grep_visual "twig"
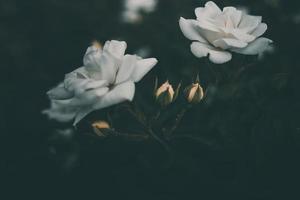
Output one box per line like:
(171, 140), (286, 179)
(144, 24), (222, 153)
(205, 59), (219, 85)
(165, 107), (189, 137)
(126, 105), (171, 151)
(104, 129), (149, 141)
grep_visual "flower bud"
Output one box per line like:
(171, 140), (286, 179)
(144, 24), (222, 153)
(155, 81), (175, 106)
(185, 83), (204, 104)
(92, 40), (102, 49)
(92, 120), (110, 136)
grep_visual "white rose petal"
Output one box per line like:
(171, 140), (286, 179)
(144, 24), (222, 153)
(231, 37), (273, 55)
(179, 17), (207, 43)
(47, 83), (73, 100)
(222, 7), (242, 27)
(83, 46), (102, 66)
(239, 14), (262, 33)
(43, 108), (77, 122)
(191, 42), (232, 64)
(131, 58), (158, 82)
(251, 23), (268, 37)
(115, 55), (138, 84)
(95, 51), (118, 83)
(93, 81), (135, 110)
(228, 29), (256, 43)
(195, 1), (222, 19)
(103, 40), (127, 59)
(212, 38), (248, 49)
(84, 80), (108, 90)
(42, 101), (77, 122)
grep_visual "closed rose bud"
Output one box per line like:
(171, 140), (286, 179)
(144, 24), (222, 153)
(185, 83), (204, 104)
(92, 120), (110, 136)
(92, 40), (102, 49)
(155, 81), (175, 106)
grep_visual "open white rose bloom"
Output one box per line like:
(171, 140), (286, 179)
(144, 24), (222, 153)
(43, 40), (158, 125)
(179, 1), (273, 64)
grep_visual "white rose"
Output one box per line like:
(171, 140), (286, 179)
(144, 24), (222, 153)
(43, 40), (158, 125)
(125, 0), (157, 13)
(179, 1), (273, 64)
(122, 0), (158, 23)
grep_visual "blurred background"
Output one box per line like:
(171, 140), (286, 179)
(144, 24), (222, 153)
(1, 0), (300, 199)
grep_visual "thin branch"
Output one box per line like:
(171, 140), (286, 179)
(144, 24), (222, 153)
(126, 104), (172, 156)
(104, 129), (149, 141)
(165, 107), (189, 137)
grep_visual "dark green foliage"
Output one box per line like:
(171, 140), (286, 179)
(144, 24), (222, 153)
(1, 0), (300, 199)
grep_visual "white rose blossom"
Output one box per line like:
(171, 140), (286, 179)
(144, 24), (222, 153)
(122, 0), (158, 23)
(179, 1), (273, 64)
(43, 40), (158, 125)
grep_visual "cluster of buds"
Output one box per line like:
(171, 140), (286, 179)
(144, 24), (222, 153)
(91, 77), (204, 137)
(155, 77), (204, 106)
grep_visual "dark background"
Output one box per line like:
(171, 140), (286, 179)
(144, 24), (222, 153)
(1, 0), (300, 199)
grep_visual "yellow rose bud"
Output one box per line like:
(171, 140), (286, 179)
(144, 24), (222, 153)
(92, 120), (110, 136)
(92, 40), (102, 49)
(185, 83), (204, 104)
(155, 81), (175, 106)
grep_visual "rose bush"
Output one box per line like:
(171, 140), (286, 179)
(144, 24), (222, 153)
(179, 1), (273, 64)
(43, 40), (158, 125)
